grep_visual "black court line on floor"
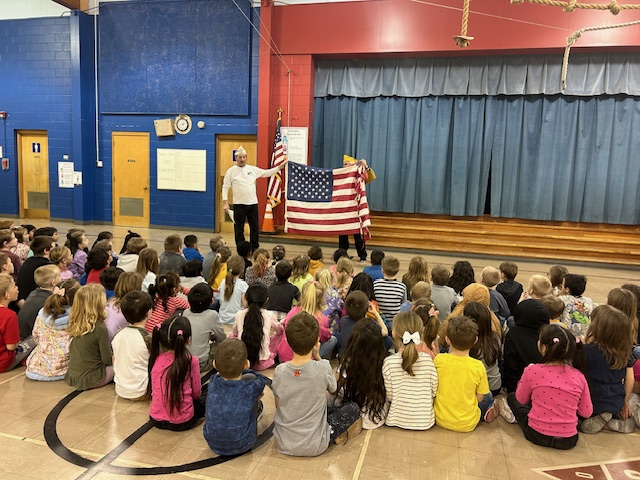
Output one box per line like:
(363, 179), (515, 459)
(44, 380), (274, 478)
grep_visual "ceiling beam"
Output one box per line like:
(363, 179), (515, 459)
(51, 0), (82, 10)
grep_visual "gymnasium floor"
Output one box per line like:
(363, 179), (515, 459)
(2, 221), (640, 480)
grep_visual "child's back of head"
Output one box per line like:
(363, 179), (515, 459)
(272, 245), (286, 263)
(223, 255), (245, 301)
(149, 272), (181, 310)
(163, 234), (182, 253)
(348, 272), (374, 300)
(275, 259), (292, 282)
(548, 265), (569, 291)
(291, 254), (310, 281)
(285, 312), (319, 356)
(540, 294), (565, 322)
(183, 259), (203, 278)
(187, 282), (213, 313)
(480, 266), (500, 288)
(67, 284), (107, 337)
(333, 248), (348, 264)
(370, 250), (385, 266)
(136, 248), (159, 276)
(587, 305), (632, 370)
(308, 245), (323, 261)
(345, 291), (369, 320)
(184, 235), (198, 249)
(208, 235), (225, 253)
(86, 248), (110, 271)
(499, 261), (519, 281)
(120, 290), (153, 325)
(392, 311), (423, 375)
(463, 301), (500, 365)
(445, 315), (478, 351)
(430, 265), (451, 286)
(563, 274), (587, 297)
(381, 256), (400, 278)
(34, 265), (61, 289)
(447, 261), (475, 294)
(30, 236), (55, 257)
(410, 281), (431, 302)
(528, 274), (552, 298)
(125, 237), (148, 255)
(43, 279), (80, 319)
(538, 323), (584, 370)
(215, 338), (248, 379)
(236, 241), (252, 259)
(412, 298), (440, 347)
(100, 267), (124, 292)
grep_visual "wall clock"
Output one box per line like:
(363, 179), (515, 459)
(175, 114), (192, 134)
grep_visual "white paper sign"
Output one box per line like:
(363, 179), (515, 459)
(157, 148), (207, 192)
(73, 171), (82, 185)
(58, 161), (74, 188)
(281, 127), (308, 165)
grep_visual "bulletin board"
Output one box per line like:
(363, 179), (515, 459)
(157, 149), (207, 192)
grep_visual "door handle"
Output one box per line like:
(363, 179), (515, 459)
(143, 186), (148, 190)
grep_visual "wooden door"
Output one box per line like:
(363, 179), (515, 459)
(216, 135), (257, 233)
(112, 132), (150, 228)
(17, 131), (50, 220)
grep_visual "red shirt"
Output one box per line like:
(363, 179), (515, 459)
(0, 306), (20, 372)
(145, 295), (190, 333)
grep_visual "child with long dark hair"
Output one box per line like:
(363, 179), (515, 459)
(147, 314), (205, 431)
(507, 324), (592, 449)
(232, 284), (283, 370)
(65, 230), (89, 280)
(446, 260), (475, 300)
(145, 273), (189, 333)
(336, 320), (388, 429)
(581, 305), (635, 434)
(464, 301), (502, 395)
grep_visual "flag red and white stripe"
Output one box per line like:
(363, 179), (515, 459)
(284, 162), (371, 239)
(266, 116), (285, 208)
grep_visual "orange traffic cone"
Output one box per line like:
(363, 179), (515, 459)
(260, 202), (277, 235)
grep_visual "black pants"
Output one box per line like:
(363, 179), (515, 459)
(234, 203), (260, 251)
(507, 392), (578, 450)
(338, 234), (366, 260)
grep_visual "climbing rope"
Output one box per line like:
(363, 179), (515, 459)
(561, 19), (640, 89)
(511, 0), (640, 15)
(453, 0), (474, 47)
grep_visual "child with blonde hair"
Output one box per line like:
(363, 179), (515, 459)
(244, 248), (276, 288)
(18, 265), (61, 341)
(208, 246), (231, 291)
(218, 255), (248, 325)
(334, 257), (354, 300)
(289, 254), (313, 293)
(105, 272), (144, 341)
(383, 311), (438, 430)
(521, 274), (553, 301)
(277, 282), (337, 362)
(136, 247), (159, 293)
(65, 284), (114, 389)
(26, 279), (80, 381)
(480, 266), (510, 326)
(402, 256), (429, 299)
(315, 268), (343, 332)
(50, 246), (73, 280)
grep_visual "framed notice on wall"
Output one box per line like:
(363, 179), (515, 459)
(281, 127), (308, 165)
(157, 148), (207, 191)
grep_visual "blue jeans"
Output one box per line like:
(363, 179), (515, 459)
(320, 335), (338, 359)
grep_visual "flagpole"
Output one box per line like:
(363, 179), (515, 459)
(261, 109), (285, 235)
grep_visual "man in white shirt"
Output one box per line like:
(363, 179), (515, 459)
(222, 146), (285, 250)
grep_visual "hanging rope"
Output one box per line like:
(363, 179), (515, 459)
(561, 19), (640, 89)
(510, 0), (640, 15)
(453, 0), (475, 47)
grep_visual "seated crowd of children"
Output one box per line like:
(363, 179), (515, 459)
(2, 219), (640, 459)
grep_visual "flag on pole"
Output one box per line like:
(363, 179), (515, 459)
(284, 162), (371, 239)
(266, 114), (285, 208)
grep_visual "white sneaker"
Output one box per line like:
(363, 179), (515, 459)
(496, 397), (516, 424)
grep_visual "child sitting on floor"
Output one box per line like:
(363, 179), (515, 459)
(204, 338), (271, 456)
(272, 312), (362, 456)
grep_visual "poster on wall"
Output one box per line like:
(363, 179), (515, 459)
(281, 127), (308, 165)
(157, 149), (207, 192)
(58, 162), (74, 188)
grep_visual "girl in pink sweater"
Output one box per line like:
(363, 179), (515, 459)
(506, 324), (593, 450)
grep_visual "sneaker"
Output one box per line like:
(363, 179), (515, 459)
(496, 397), (516, 424)
(580, 413), (611, 434)
(484, 400), (500, 423)
(607, 417), (636, 434)
(334, 417), (363, 446)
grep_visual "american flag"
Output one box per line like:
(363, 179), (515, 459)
(266, 116), (285, 207)
(284, 162), (371, 238)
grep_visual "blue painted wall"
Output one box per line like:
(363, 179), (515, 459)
(0, 16), (75, 219)
(96, 0), (260, 229)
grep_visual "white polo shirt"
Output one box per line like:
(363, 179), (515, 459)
(222, 164), (280, 205)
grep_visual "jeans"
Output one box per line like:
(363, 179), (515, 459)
(478, 392), (494, 420)
(320, 335), (338, 359)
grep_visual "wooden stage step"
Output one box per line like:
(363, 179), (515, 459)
(269, 214), (640, 266)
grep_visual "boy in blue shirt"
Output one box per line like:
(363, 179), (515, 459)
(363, 249), (384, 281)
(183, 235), (204, 263)
(204, 339), (270, 456)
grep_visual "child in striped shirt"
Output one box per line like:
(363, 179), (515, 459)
(382, 311), (438, 430)
(145, 273), (189, 333)
(373, 256), (407, 330)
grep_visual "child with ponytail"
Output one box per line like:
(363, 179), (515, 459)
(232, 284), (283, 370)
(65, 230), (89, 280)
(218, 255), (248, 325)
(508, 324), (592, 449)
(25, 279), (80, 381)
(145, 273), (190, 333)
(208, 246), (231, 291)
(148, 314), (205, 431)
(382, 311), (438, 430)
